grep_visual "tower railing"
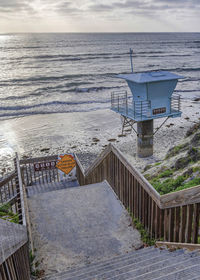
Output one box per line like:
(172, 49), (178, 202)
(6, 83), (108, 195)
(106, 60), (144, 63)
(170, 94), (181, 113)
(111, 91), (151, 120)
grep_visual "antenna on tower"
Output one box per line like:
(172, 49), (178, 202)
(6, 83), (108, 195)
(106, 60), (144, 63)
(130, 48), (133, 73)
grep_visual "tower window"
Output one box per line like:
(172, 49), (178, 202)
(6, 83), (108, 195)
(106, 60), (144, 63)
(153, 107), (166, 115)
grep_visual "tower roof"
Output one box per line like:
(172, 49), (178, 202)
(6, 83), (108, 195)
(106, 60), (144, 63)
(117, 71), (184, 84)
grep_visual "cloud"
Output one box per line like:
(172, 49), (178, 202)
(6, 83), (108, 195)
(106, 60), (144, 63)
(0, 0), (35, 13)
(88, 3), (113, 12)
(0, 0), (198, 18)
(0, 0), (199, 32)
(88, 0), (200, 13)
(55, 1), (82, 15)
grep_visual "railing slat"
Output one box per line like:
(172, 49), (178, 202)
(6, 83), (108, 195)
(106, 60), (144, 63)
(180, 205), (187, 243)
(169, 208), (175, 242)
(174, 207), (180, 242)
(192, 203), (200, 244)
(186, 204), (193, 243)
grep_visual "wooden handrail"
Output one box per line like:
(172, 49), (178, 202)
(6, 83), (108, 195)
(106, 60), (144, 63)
(15, 153), (26, 226)
(84, 144), (112, 176)
(110, 145), (161, 206)
(156, 241), (200, 251)
(160, 184), (200, 209)
(0, 172), (15, 188)
(76, 144), (200, 209)
(19, 154), (58, 164)
(0, 171), (17, 209)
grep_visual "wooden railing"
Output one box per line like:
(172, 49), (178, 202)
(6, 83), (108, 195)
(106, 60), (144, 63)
(20, 155), (59, 187)
(0, 154), (30, 280)
(14, 153), (27, 226)
(0, 171), (17, 211)
(0, 240), (30, 280)
(76, 144), (200, 244)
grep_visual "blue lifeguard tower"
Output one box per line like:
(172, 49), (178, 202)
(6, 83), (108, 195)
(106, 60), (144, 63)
(111, 50), (183, 157)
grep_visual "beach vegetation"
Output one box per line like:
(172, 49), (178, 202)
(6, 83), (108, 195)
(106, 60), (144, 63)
(127, 208), (155, 246)
(165, 143), (188, 159)
(154, 162), (161, 166)
(144, 173), (151, 180)
(175, 177), (200, 192)
(150, 175), (186, 195)
(158, 169), (174, 178)
(193, 165), (200, 173)
(30, 250), (45, 278)
(0, 203), (19, 224)
(132, 217), (155, 246)
(143, 164), (153, 172)
(186, 122), (200, 137)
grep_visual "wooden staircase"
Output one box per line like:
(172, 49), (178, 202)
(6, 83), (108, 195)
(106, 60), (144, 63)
(44, 246), (200, 280)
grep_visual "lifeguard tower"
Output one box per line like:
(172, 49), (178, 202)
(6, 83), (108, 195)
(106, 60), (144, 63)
(111, 50), (183, 157)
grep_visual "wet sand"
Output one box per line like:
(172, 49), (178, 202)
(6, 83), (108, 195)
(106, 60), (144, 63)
(0, 99), (199, 176)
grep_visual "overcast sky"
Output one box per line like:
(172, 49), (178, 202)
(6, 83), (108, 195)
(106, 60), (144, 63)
(0, 0), (199, 33)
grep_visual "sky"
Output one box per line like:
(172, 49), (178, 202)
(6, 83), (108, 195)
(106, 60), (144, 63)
(0, 0), (199, 33)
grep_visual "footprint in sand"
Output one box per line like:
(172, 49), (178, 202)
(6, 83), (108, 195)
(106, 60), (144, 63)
(108, 139), (117, 142)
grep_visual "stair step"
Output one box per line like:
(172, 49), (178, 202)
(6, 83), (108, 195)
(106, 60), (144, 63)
(45, 247), (158, 279)
(91, 251), (199, 280)
(62, 249), (174, 280)
(153, 264), (200, 280)
(77, 250), (184, 280)
(125, 255), (200, 280)
(45, 248), (200, 280)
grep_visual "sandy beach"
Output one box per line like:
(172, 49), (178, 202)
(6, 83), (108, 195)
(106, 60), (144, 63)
(0, 99), (199, 177)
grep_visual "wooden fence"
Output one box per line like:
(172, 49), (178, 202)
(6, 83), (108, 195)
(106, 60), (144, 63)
(0, 153), (60, 280)
(0, 241), (30, 280)
(19, 155), (59, 187)
(0, 154), (30, 280)
(76, 144), (200, 244)
(0, 172), (17, 212)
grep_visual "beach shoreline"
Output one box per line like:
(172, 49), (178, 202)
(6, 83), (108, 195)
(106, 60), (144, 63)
(0, 99), (199, 177)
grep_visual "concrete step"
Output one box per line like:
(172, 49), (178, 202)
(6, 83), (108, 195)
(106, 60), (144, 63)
(44, 248), (200, 280)
(30, 181), (142, 277)
(27, 179), (79, 196)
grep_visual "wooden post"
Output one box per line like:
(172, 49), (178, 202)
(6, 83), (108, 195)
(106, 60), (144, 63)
(14, 156), (23, 225)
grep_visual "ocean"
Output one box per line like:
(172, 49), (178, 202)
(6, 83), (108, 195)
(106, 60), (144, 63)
(0, 32), (200, 120)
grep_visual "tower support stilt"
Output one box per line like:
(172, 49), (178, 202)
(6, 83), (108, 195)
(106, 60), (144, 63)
(137, 120), (153, 157)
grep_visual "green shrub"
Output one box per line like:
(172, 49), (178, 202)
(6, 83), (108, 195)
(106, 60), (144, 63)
(0, 203), (19, 224)
(132, 217), (155, 246)
(154, 162), (161, 166)
(193, 165), (200, 173)
(165, 143), (188, 159)
(175, 177), (200, 192)
(0, 203), (10, 213)
(150, 176), (186, 195)
(158, 169), (174, 178)
(144, 164), (153, 172)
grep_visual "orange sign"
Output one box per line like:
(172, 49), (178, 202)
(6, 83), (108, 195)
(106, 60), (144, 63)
(56, 154), (76, 175)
